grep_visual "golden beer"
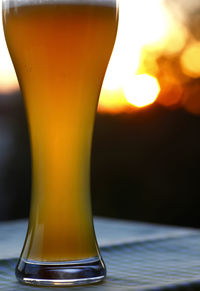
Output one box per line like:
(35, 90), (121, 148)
(3, 0), (118, 285)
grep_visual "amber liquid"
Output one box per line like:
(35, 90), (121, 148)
(3, 2), (118, 261)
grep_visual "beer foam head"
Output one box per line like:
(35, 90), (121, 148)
(4, 0), (117, 9)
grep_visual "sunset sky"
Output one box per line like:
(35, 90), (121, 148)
(0, 1), (18, 92)
(1, 0), (200, 113)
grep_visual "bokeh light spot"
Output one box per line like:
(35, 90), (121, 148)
(183, 81), (200, 115)
(163, 21), (187, 56)
(181, 41), (200, 78)
(123, 74), (160, 108)
(157, 81), (183, 107)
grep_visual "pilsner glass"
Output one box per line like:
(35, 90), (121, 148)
(2, 0), (118, 286)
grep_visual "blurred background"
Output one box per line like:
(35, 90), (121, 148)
(1, 0), (200, 227)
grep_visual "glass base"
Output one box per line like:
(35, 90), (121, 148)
(15, 257), (106, 286)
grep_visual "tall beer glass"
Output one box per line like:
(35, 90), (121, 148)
(2, 0), (118, 286)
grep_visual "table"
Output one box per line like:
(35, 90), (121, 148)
(1, 217), (200, 290)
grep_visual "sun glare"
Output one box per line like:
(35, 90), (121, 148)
(124, 74), (160, 108)
(100, 0), (169, 111)
(1, 0), (197, 113)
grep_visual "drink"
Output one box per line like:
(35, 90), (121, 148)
(3, 0), (118, 285)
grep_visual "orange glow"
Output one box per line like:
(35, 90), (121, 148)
(150, 11), (188, 57)
(183, 82), (200, 115)
(0, 0), (18, 92)
(157, 78), (183, 107)
(162, 21), (187, 56)
(0, 70), (18, 93)
(1, 0), (200, 114)
(98, 88), (128, 113)
(180, 41), (200, 78)
(100, 0), (188, 111)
